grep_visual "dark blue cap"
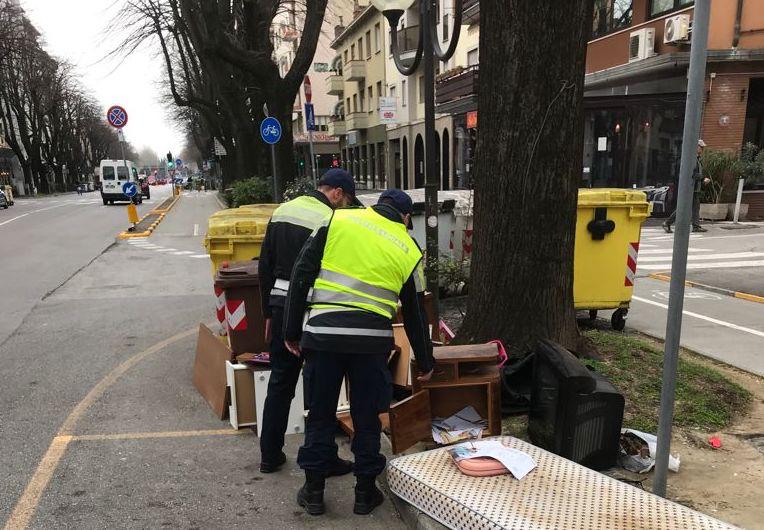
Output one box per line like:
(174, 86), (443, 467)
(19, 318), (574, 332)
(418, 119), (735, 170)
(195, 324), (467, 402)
(319, 168), (357, 199)
(378, 189), (413, 216)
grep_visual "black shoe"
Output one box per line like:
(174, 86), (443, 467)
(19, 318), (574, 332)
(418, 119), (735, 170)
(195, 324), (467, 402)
(353, 476), (384, 515)
(327, 457), (353, 477)
(692, 225), (708, 233)
(662, 222), (672, 233)
(259, 451), (287, 473)
(297, 472), (326, 516)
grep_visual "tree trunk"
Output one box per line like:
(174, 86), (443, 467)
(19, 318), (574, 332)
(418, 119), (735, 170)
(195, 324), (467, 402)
(457, 0), (594, 355)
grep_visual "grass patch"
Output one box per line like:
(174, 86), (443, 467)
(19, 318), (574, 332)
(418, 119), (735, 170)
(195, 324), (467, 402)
(583, 330), (752, 433)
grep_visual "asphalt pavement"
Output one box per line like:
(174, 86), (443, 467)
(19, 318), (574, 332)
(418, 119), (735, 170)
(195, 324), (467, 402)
(0, 187), (403, 529)
(607, 222), (764, 376)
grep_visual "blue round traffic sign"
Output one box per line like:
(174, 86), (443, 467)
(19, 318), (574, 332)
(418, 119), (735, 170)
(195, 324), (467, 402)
(122, 182), (138, 198)
(107, 105), (128, 129)
(260, 117), (282, 145)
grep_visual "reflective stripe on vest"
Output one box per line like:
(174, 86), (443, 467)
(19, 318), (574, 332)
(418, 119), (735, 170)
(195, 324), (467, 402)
(311, 208), (422, 320)
(270, 195), (331, 231)
(304, 324), (393, 338)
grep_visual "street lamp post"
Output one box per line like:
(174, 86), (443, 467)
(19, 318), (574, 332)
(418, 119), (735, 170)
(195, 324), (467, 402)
(373, 0), (462, 325)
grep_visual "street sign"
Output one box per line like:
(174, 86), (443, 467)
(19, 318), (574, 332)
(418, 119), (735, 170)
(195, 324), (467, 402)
(176, 159), (183, 168)
(122, 181), (138, 198)
(304, 103), (316, 131)
(107, 105), (128, 129)
(303, 75), (312, 103)
(379, 97), (397, 123)
(260, 117), (282, 145)
(214, 138), (227, 156)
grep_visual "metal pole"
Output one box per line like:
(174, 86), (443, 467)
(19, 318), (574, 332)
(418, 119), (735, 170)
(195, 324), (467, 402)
(309, 129), (317, 185)
(271, 144), (280, 202)
(422, 0), (440, 324)
(653, 0), (710, 498)
(733, 177), (744, 223)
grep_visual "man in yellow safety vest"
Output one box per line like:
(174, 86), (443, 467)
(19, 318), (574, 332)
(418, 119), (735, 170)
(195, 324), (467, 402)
(283, 189), (434, 516)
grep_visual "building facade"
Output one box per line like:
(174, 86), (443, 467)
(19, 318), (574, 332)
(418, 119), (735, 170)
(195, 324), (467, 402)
(584, 0), (764, 189)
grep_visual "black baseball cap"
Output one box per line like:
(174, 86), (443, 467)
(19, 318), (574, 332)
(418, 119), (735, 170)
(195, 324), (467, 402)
(319, 168), (362, 206)
(378, 189), (413, 216)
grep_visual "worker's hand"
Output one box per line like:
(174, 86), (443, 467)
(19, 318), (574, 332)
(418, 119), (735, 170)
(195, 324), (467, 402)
(285, 340), (302, 357)
(417, 369), (434, 383)
(264, 318), (272, 343)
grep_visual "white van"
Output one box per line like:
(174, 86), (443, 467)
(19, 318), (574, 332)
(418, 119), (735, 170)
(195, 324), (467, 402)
(99, 159), (143, 205)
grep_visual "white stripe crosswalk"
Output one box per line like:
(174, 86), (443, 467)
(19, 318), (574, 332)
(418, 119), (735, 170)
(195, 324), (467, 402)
(125, 239), (208, 261)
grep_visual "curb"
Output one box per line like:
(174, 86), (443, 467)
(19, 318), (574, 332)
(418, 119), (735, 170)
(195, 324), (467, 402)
(117, 194), (179, 239)
(648, 273), (764, 304)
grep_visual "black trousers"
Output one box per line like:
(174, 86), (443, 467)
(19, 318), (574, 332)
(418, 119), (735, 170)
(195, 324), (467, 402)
(259, 309), (303, 463)
(297, 350), (392, 478)
(666, 191), (701, 227)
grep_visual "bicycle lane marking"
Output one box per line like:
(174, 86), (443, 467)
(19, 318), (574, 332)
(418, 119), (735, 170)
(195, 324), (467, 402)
(3, 327), (197, 530)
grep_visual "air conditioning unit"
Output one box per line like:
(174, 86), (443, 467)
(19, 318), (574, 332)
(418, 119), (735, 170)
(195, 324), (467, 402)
(629, 28), (656, 62)
(664, 14), (691, 44)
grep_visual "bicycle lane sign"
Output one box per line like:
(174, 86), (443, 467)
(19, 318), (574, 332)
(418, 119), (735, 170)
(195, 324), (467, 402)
(260, 117), (282, 145)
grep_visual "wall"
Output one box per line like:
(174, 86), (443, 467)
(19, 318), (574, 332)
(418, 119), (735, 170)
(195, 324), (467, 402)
(701, 69), (751, 152)
(708, 0), (764, 50)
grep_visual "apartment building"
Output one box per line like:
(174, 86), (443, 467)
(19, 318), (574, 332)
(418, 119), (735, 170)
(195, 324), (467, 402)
(584, 0), (764, 189)
(329, 3), (390, 189)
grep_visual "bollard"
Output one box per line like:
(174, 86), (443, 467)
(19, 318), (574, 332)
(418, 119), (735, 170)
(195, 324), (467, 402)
(127, 203), (139, 225)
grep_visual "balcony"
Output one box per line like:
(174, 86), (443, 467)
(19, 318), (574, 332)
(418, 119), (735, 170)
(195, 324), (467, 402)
(395, 25), (420, 61)
(345, 112), (368, 131)
(328, 116), (346, 136)
(343, 60), (366, 82)
(463, 0), (479, 25)
(325, 73), (344, 95)
(436, 64), (479, 109)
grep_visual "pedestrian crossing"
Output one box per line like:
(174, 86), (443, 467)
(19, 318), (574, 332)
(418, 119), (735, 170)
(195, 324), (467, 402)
(637, 227), (764, 273)
(125, 239), (209, 260)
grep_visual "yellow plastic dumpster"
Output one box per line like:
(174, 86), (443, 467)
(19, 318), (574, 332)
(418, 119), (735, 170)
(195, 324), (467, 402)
(574, 189), (651, 330)
(203, 205), (278, 276)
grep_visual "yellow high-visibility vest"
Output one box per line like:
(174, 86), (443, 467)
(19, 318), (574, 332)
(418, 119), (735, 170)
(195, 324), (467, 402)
(310, 208), (422, 319)
(270, 194), (332, 231)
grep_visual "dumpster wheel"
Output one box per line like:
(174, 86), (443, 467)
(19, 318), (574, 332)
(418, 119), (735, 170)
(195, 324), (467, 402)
(611, 308), (627, 331)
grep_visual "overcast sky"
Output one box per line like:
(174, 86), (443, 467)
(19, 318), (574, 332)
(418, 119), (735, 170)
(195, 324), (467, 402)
(23, 0), (185, 159)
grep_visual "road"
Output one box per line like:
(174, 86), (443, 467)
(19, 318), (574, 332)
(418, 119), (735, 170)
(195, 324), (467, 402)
(0, 188), (401, 529)
(618, 223), (764, 376)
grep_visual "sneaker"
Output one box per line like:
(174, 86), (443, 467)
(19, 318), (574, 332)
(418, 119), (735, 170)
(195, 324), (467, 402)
(692, 225), (708, 233)
(259, 451), (287, 473)
(662, 222), (672, 233)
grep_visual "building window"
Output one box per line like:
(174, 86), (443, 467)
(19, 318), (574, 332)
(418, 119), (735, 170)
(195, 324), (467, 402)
(592, 0), (633, 39)
(442, 14), (449, 42)
(346, 97), (351, 115)
(351, 43), (356, 60)
(358, 38), (364, 60)
(467, 48), (479, 66)
(313, 62), (329, 72)
(365, 31), (372, 59)
(418, 75), (424, 104)
(374, 23), (381, 53)
(650, 0), (692, 17)
(376, 81), (383, 103)
(344, 50), (349, 64)
(368, 85), (373, 113)
(353, 94), (358, 113)
(389, 85), (396, 101)
(360, 87), (365, 112)
(401, 80), (407, 106)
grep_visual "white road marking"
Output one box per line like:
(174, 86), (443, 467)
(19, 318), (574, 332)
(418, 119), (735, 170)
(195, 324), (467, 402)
(639, 243), (658, 248)
(190, 254), (209, 259)
(155, 248), (177, 252)
(639, 260), (764, 271)
(0, 203), (70, 227)
(0, 212), (31, 226)
(639, 251), (764, 263)
(650, 289), (723, 301)
(632, 296), (764, 338)
(172, 251), (194, 255)
(639, 248), (713, 255)
(697, 232), (764, 241)
(193, 224), (199, 236)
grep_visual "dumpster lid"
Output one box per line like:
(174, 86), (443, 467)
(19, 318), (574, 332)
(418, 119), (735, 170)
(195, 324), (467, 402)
(578, 188), (648, 206)
(215, 260), (260, 287)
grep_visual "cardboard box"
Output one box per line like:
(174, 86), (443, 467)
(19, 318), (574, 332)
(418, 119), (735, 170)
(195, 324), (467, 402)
(192, 324), (233, 419)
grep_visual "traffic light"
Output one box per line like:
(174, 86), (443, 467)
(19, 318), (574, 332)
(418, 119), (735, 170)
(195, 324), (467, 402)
(166, 152), (173, 163)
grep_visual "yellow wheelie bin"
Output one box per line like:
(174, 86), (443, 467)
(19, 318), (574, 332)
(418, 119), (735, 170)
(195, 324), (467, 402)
(203, 204), (278, 276)
(574, 189), (651, 330)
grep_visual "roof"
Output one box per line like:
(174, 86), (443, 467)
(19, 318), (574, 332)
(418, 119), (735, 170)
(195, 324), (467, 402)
(330, 5), (379, 49)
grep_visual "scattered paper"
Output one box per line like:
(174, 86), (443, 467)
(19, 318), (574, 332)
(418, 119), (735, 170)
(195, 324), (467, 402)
(448, 440), (537, 480)
(619, 428), (680, 473)
(432, 406), (488, 445)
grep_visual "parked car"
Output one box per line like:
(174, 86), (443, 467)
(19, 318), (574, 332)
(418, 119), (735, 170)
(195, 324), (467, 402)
(139, 178), (150, 200)
(0, 188), (8, 209)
